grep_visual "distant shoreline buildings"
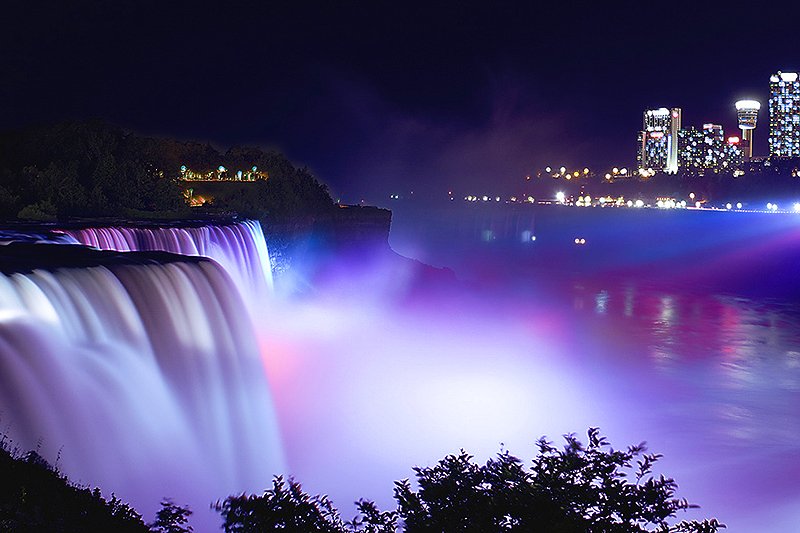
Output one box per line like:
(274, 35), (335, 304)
(636, 70), (799, 177)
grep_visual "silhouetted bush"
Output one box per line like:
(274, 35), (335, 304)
(149, 499), (193, 533)
(0, 442), (149, 532)
(214, 429), (724, 532)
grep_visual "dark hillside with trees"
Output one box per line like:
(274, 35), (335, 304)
(0, 121), (334, 222)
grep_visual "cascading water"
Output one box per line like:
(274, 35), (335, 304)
(0, 221), (283, 525)
(61, 220), (274, 318)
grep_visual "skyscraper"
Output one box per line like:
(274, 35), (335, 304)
(637, 108), (681, 173)
(735, 99), (760, 160)
(768, 71), (800, 158)
(678, 125), (741, 174)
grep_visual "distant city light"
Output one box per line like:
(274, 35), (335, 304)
(726, 203), (732, 210)
(794, 203), (800, 212)
(736, 202), (742, 209)
(556, 191), (566, 203)
(635, 200), (644, 208)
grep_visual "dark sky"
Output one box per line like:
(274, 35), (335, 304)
(3, 1), (799, 202)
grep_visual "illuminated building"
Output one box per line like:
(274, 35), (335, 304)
(735, 100), (760, 160)
(725, 136), (744, 170)
(768, 71), (800, 158)
(678, 127), (704, 171)
(637, 108), (681, 174)
(678, 124), (741, 174)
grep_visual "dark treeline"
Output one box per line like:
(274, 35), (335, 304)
(0, 429), (723, 532)
(0, 121), (334, 222)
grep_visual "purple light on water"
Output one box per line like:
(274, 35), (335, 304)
(1, 214), (800, 531)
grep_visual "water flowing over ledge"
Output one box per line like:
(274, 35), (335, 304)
(61, 219), (274, 314)
(0, 220), (283, 524)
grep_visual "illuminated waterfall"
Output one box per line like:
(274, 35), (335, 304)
(0, 221), (283, 522)
(62, 220), (273, 316)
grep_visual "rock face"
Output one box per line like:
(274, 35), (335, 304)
(260, 205), (391, 287)
(261, 205), (454, 297)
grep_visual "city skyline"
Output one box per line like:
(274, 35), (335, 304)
(635, 70), (800, 176)
(3, 2), (800, 201)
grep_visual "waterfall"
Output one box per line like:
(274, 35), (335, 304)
(0, 221), (283, 523)
(61, 220), (274, 317)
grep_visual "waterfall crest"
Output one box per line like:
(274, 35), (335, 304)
(0, 220), (283, 521)
(62, 220), (273, 314)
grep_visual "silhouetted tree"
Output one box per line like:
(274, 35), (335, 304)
(149, 498), (193, 533)
(394, 428), (724, 532)
(214, 429), (723, 532)
(214, 476), (346, 533)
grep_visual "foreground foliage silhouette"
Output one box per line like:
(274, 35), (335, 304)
(0, 442), (148, 532)
(0, 438), (196, 533)
(214, 428), (723, 532)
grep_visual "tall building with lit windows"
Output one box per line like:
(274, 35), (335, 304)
(769, 71), (800, 158)
(678, 124), (741, 174)
(637, 107), (681, 173)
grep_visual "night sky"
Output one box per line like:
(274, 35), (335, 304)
(3, 1), (800, 201)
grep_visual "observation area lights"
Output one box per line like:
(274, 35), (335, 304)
(178, 164), (268, 182)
